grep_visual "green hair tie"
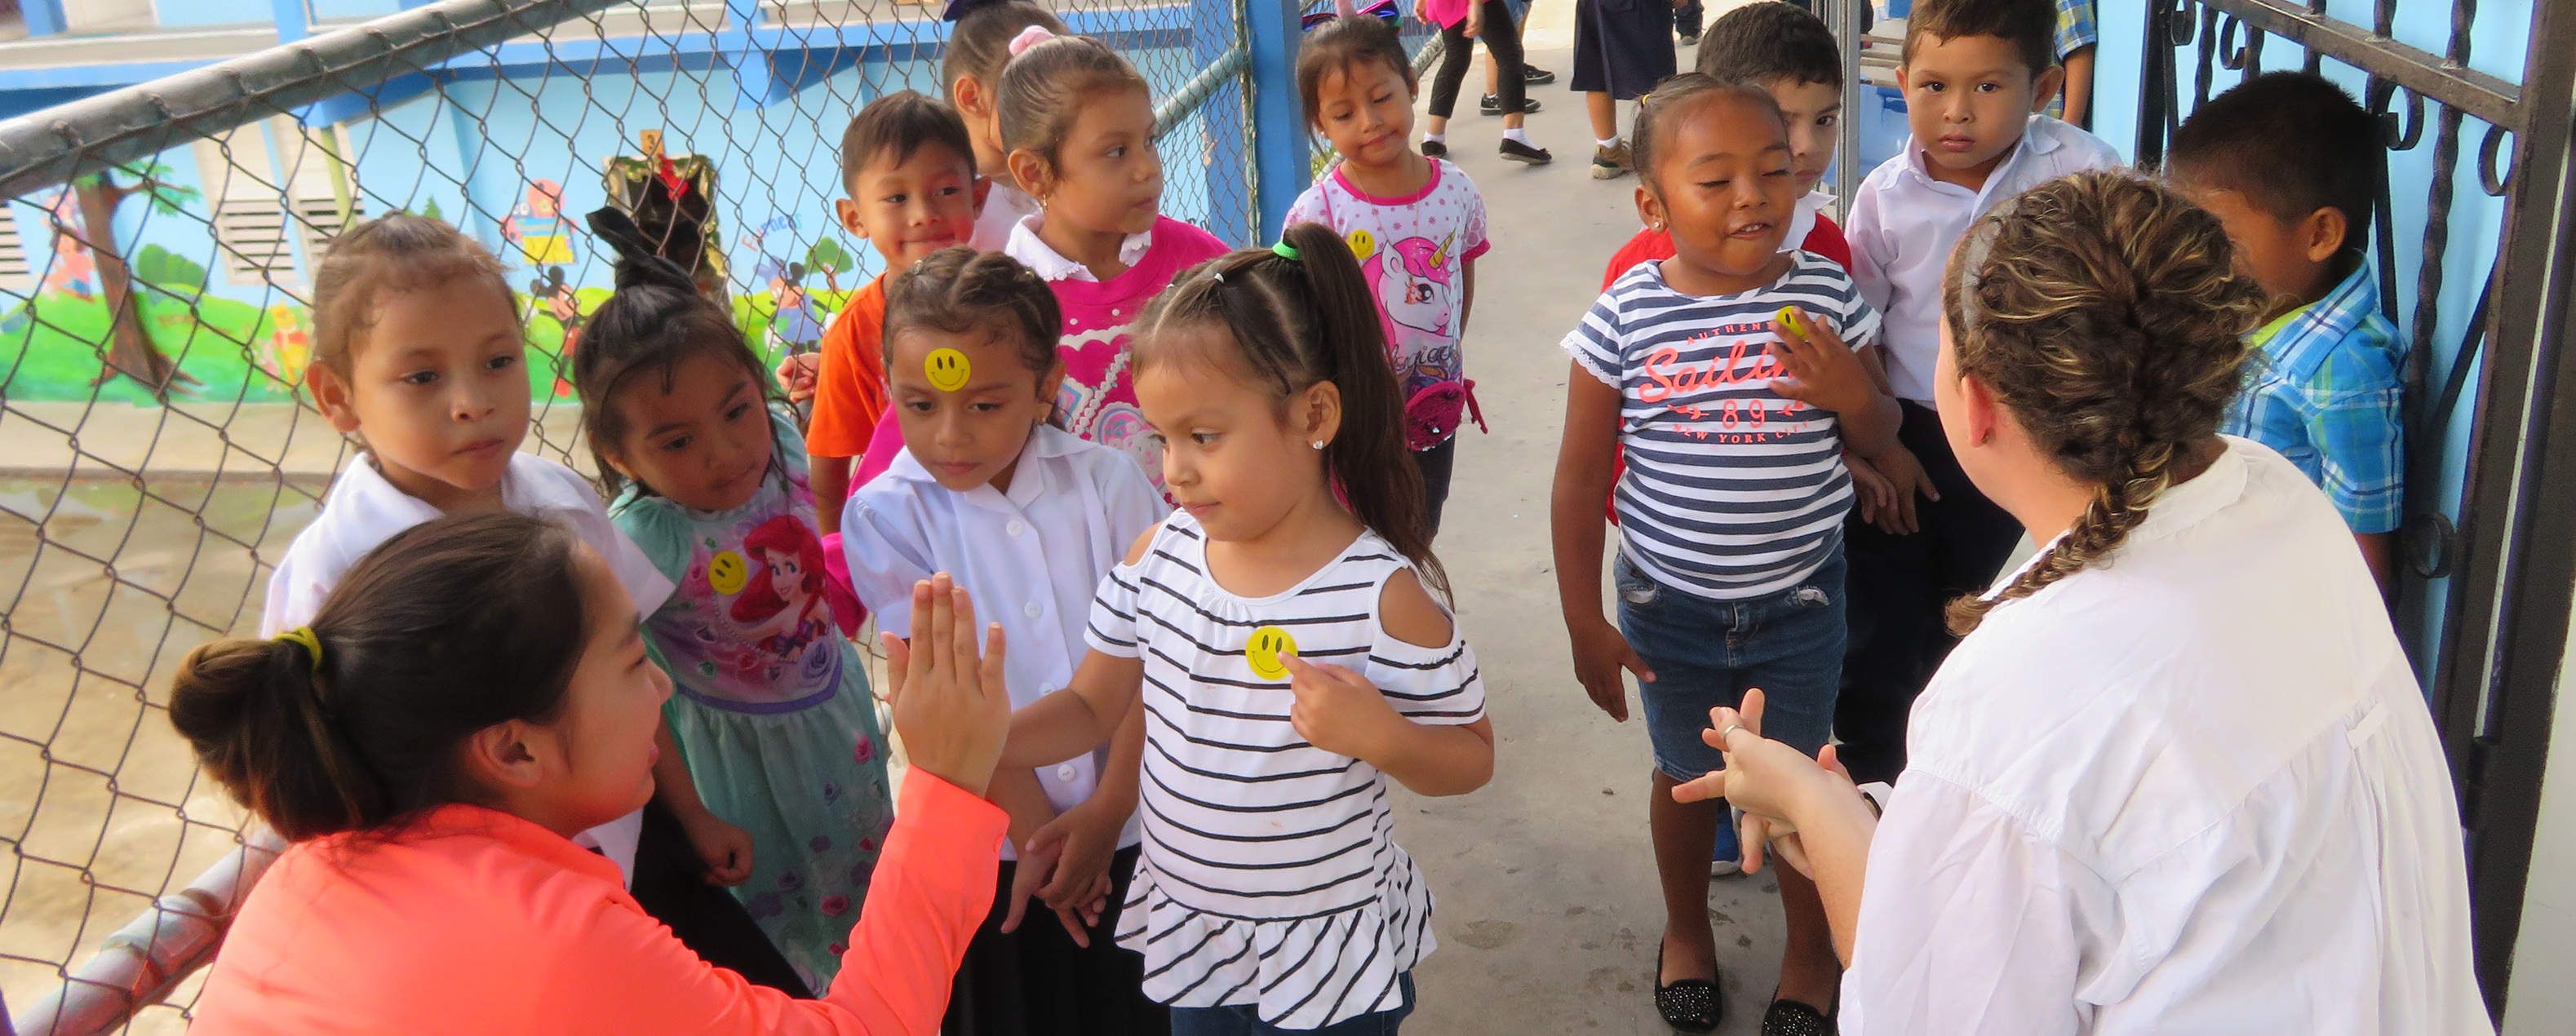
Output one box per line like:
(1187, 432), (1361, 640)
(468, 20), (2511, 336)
(276, 626), (326, 676)
(1271, 240), (1301, 261)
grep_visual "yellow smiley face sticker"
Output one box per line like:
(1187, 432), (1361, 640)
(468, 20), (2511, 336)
(1776, 305), (1806, 337)
(707, 550), (749, 595)
(1345, 228), (1377, 263)
(924, 347), (972, 392)
(1245, 625), (1299, 681)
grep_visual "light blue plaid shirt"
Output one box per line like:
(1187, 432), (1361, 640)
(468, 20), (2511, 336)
(2221, 264), (2407, 534)
(2046, 0), (2096, 118)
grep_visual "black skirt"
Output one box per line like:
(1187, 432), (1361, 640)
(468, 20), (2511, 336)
(942, 843), (1168, 1035)
(1571, 0), (1679, 100)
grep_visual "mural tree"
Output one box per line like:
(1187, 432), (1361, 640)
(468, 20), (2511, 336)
(60, 162), (202, 395)
(805, 237), (849, 294)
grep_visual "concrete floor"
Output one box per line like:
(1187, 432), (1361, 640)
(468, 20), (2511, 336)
(1391, 36), (1798, 1036)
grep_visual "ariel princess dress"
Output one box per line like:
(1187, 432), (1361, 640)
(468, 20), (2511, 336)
(610, 410), (895, 993)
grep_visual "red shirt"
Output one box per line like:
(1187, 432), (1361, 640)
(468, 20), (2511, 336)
(1598, 212), (1852, 290)
(806, 274), (892, 459)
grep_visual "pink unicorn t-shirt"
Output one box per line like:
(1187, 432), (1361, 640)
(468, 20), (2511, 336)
(1286, 159), (1491, 408)
(1004, 215), (1232, 494)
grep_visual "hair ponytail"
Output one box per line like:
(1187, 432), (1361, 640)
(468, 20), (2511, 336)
(572, 206), (783, 499)
(1137, 222), (1447, 600)
(168, 513), (592, 843)
(1939, 171), (2267, 635)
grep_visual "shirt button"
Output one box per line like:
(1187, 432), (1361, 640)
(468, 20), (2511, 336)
(1025, 600), (1044, 619)
(1007, 520), (1026, 537)
(1055, 764), (1080, 781)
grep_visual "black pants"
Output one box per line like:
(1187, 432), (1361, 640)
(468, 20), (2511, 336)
(628, 799), (812, 997)
(1674, 0), (1701, 37)
(1415, 435), (1457, 537)
(1835, 401), (2024, 785)
(1427, 0), (1527, 119)
(943, 843), (1167, 1035)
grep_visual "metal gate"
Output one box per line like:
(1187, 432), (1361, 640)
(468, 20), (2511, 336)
(2133, 0), (2576, 1016)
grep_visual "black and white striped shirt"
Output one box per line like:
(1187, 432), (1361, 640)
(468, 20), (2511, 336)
(1085, 513), (1486, 1028)
(1566, 252), (1883, 600)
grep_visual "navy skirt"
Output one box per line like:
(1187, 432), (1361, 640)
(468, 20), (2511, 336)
(1572, 0), (1679, 100)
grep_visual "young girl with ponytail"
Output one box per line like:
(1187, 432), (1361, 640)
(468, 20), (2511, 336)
(175, 511), (1018, 1034)
(995, 222), (1496, 1034)
(572, 207), (896, 993)
(1677, 171), (2488, 1034)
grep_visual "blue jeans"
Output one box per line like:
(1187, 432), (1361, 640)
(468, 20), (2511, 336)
(1616, 548), (1845, 781)
(1168, 973), (1416, 1035)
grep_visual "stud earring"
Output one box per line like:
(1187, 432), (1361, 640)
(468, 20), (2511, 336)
(1310, 441), (1325, 450)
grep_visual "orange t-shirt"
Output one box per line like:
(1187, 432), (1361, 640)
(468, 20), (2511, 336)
(806, 274), (891, 459)
(192, 772), (1006, 1036)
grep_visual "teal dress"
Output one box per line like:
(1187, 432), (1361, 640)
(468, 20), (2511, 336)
(611, 414), (893, 994)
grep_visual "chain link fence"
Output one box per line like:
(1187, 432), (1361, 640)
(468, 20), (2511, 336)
(0, 0), (1273, 1030)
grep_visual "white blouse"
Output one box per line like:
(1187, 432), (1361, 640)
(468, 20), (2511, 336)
(840, 425), (1168, 854)
(261, 450), (676, 885)
(1841, 438), (2490, 1035)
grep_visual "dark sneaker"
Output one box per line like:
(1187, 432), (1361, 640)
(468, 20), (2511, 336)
(1421, 138), (1448, 157)
(1591, 140), (1633, 179)
(1523, 64), (1556, 85)
(1498, 138), (1552, 164)
(1479, 93), (1541, 116)
(1679, 32), (1700, 45)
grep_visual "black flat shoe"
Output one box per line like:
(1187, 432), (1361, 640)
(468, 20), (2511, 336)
(1523, 64), (1556, 84)
(1762, 997), (1834, 1036)
(1479, 93), (1541, 116)
(1654, 940), (1721, 1033)
(1498, 138), (1552, 164)
(1421, 138), (1448, 157)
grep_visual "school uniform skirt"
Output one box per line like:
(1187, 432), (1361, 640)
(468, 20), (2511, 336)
(942, 843), (1168, 1036)
(1571, 0), (1678, 100)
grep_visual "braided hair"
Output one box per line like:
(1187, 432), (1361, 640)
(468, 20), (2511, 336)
(571, 206), (786, 499)
(1940, 170), (2268, 635)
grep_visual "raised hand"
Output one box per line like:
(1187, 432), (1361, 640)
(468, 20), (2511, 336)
(1768, 307), (1880, 418)
(879, 573), (1009, 797)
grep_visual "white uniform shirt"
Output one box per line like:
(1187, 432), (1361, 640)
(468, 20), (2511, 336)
(1846, 114), (2122, 405)
(970, 180), (1043, 253)
(1842, 438), (2490, 1036)
(261, 450), (678, 884)
(840, 425), (1168, 855)
(1003, 212), (1153, 282)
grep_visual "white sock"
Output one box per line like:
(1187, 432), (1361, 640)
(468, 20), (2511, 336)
(1597, 135), (1621, 149)
(1424, 131), (1446, 144)
(1504, 128), (1532, 146)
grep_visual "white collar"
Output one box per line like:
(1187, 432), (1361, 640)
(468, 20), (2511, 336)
(1004, 212), (1153, 282)
(1780, 189), (1833, 254)
(1901, 113), (2067, 197)
(885, 423), (1086, 511)
(1980, 437), (2253, 604)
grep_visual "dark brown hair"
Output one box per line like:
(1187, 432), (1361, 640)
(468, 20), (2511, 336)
(1137, 222), (1447, 598)
(840, 90), (978, 197)
(1297, 14), (1416, 129)
(1632, 73), (1786, 195)
(1903, 0), (2057, 81)
(1940, 171), (2268, 634)
(882, 245), (1062, 376)
(2167, 71), (2381, 250)
(995, 33), (1151, 180)
(942, 1), (1067, 105)
(308, 212), (516, 381)
(1695, 1), (1841, 86)
(169, 513), (590, 843)
(572, 206), (784, 498)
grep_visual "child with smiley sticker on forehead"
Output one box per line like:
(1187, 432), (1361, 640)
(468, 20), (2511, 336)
(840, 246), (1170, 1034)
(574, 207), (895, 995)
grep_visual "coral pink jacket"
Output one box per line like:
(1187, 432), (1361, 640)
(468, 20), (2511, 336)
(192, 773), (1004, 1035)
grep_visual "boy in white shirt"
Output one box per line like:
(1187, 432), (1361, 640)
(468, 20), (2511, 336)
(1838, 0), (2122, 789)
